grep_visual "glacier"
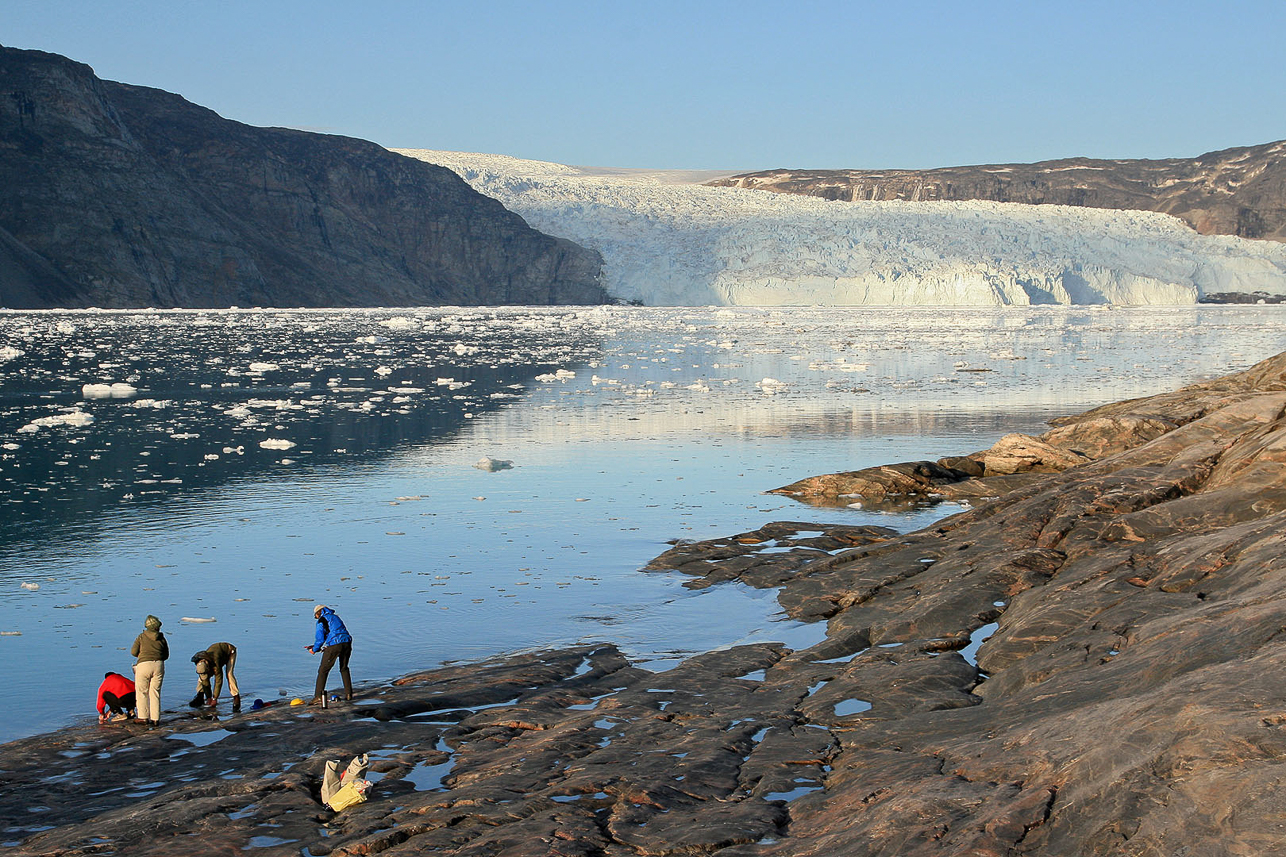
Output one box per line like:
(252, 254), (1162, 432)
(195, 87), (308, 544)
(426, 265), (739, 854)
(396, 149), (1286, 307)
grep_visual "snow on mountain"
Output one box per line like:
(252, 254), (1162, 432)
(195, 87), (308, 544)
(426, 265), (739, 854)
(397, 150), (1286, 307)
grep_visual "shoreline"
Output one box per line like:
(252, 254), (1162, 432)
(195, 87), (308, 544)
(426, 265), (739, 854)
(8, 351), (1286, 855)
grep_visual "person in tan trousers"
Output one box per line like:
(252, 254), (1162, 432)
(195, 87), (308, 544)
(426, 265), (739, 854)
(131, 614), (169, 726)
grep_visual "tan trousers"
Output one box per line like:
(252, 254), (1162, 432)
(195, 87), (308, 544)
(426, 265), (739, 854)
(197, 647), (241, 699)
(222, 647), (240, 698)
(134, 659), (165, 722)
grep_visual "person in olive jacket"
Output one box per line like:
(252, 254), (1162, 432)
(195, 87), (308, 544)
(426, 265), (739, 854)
(131, 614), (169, 726)
(191, 642), (241, 711)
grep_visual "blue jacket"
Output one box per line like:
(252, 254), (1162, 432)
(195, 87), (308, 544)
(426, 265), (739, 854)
(314, 607), (352, 650)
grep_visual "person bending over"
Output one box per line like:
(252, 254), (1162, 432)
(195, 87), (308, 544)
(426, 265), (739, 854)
(96, 671), (136, 723)
(191, 642), (241, 711)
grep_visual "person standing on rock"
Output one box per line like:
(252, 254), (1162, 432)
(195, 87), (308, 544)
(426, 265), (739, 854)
(306, 604), (353, 704)
(131, 614), (169, 726)
(191, 642), (241, 711)
(96, 671), (136, 723)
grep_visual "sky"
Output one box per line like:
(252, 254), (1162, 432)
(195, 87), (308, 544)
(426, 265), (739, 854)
(3, 0), (1285, 171)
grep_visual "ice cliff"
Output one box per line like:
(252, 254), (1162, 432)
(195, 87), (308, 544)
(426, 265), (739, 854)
(397, 150), (1286, 307)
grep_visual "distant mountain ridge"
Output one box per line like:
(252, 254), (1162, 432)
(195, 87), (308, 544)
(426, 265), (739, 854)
(0, 46), (607, 309)
(710, 140), (1286, 242)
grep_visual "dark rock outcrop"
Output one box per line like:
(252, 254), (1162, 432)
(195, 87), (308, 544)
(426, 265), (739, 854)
(711, 139), (1286, 242)
(0, 46), (608, 308)
(9, 353), (1286, 855)
(769, 414), (1179, 506)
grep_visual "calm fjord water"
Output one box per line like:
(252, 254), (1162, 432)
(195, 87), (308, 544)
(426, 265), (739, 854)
(1, 305), (1283, 743)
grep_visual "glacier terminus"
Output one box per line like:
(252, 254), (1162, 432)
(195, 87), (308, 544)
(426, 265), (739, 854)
(400, 150), (1286, 307)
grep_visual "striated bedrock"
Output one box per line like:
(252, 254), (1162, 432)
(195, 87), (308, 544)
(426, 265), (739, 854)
(711, 138), (1286, 242)
(9, 353), (1286, 855)
(0, 46), (607, 309)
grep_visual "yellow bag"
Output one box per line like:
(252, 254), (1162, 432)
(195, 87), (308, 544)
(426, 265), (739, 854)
(326, 779), (370, 812)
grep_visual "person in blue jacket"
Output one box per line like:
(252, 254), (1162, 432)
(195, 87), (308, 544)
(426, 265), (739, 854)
(306, 604), (353, 704)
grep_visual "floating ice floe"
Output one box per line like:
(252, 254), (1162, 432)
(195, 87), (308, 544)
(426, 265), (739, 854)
(248, 362), (279, 373)
(180, 617), (217, 623)
(81, 382), (137, 399)
(474, 457), (514, 472)
(535, 369), (576, 382)
(0, 346), (23, 361)
(259, 439), (297, 450)
(20, 582), (39, 591)
(17, 410), (94, 432)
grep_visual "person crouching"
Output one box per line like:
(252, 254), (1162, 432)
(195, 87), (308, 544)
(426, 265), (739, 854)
(96, 671), (136, 723)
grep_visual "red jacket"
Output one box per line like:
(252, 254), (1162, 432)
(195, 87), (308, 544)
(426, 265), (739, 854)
(96, 672), (135, 715)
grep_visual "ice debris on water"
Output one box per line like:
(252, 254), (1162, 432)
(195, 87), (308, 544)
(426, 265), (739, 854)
(180, 617), (217, 623)
(81, 382), (137, 399)
(20, 582), (40, 591)
(474, 457), (514, 472)
(18, 410), (94, 432)
(259, 439), (296, 450)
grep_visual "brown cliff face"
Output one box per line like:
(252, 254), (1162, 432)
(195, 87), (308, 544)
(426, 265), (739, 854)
(0, 46), (607, 308)
(711, 140), (1286, 242)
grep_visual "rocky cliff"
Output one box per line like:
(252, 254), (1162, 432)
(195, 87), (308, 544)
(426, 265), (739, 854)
(712, 140), (1286, 242)
(0, 46), (607, 308)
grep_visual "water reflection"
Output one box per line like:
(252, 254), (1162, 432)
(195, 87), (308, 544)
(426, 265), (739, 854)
(0, 309), (605, 556)
(1, 305), (1284, 744)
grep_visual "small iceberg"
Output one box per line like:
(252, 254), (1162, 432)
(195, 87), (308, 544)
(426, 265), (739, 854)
(474, 457), (514, 472)
(259, 439), (297, 450)
(82, 382), (137, 399)
(180, 617), (217, 623)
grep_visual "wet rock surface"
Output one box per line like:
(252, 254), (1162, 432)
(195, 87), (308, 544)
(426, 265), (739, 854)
(10, 352), (1286, 855)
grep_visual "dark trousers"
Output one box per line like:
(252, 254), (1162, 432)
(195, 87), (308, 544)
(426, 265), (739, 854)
(103, 691), (136, 715)
(314, 641), (353, 701)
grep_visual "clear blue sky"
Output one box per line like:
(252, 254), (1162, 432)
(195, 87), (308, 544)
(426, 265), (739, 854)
(4, 0), (1284, 170)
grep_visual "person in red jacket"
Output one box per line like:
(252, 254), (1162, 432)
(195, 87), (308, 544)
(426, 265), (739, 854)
(96, 672), (136, 723)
